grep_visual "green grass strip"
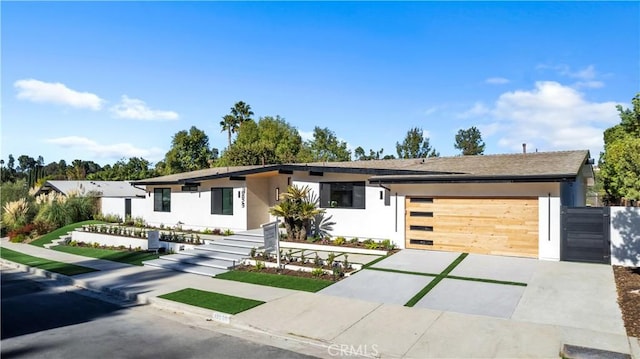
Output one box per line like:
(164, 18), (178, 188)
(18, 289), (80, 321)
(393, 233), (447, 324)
(404, 253), (469, 307)
(446, 275), (527, 287)
(361, 253), (393, 269)
(52, 245), (159, 266)
(366, 266), (439, 277)
(159, 288), (264, 314)
(30, 220), (105, 248)
(0, 247), (98, 276)
(215, 270), (333, 292)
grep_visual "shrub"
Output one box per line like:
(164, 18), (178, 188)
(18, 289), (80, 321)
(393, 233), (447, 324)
(36, 200), (69, 228)
(333, 237), (346, 246)
(311, 267), (325, 277)
(381, 239), (396, 250)
(365, 241), (379, 250)
(211, 228), (222, 235)
(2, 199), (31, 230)
(33, 219), (56, 235)
(65, 195), (98, 223)
(313, 253), (323, 267)
(8, 223), (35, 242)
(133, 216), (146, 227)
(349, 237), (359, 244)
(223, 229), (234, 236)
(254, 260), (265, 271)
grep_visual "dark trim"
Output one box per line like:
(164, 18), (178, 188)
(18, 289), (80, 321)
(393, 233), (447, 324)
(370, 174), (577, 184)
(309, 171), (323, 176)
(229, 176), (246, 181)
(132, 163), (581, 186)
(131, 164), (456, 185)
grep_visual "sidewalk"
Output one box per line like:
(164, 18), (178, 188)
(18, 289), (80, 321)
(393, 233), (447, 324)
(1, 239), (638, 359)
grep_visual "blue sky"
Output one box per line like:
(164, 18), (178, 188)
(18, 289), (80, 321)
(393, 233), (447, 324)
(2, 1), (638, 166)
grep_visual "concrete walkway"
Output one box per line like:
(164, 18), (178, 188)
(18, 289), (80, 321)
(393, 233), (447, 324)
(1, 240), (637, 359)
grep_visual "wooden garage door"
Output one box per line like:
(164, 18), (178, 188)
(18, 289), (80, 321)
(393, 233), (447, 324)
(405, 197), (538, 258)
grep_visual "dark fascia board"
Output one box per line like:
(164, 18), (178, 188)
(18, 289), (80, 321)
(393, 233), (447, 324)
(132, 164), (456, 185)
(368, 173), (578, 184)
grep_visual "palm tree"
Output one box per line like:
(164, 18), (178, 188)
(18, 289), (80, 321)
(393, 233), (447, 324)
(220, 114), (236, 148)
(220, 101), (254, 148)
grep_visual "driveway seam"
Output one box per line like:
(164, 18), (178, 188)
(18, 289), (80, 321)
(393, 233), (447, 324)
(404, 253), (468, 307)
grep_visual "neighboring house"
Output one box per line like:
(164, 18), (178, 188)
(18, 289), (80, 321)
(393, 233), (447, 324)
(36, 180), (146, 220)
(131, 150), (594, 261)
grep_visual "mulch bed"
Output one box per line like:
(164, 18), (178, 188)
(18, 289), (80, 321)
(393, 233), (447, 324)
(234, 264), (344, 281)
(613, 266), (640, 337)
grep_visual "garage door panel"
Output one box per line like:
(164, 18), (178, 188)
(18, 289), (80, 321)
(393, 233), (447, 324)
(406, 197), (538, 258)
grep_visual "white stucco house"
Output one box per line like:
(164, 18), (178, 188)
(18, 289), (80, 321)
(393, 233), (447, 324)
(36, 180), (146, 220)
(130, 150), (594, 261)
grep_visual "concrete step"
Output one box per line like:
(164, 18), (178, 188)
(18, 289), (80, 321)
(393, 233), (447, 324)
(225, 234), (264, 243)
(181, 249), (246, 262)
(213, 239), (260, 249)
(142, 259), (228, 277)
(160, 254), (236, 269)
(196, 244), (252, 256)
(44, 233), (72, 249)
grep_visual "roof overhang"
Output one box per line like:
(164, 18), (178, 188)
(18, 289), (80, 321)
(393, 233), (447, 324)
(368, 173), (578, 184)
(131, 164), (456, 186)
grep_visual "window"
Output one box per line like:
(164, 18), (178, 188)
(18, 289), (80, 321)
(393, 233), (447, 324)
(181, 185), (198, 192)
(154, 188), (171, 212)
(212, 188), (234, 215)
(320, 182), (365, 209)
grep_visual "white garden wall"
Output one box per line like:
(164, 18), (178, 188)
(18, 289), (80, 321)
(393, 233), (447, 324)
(610, 206), (640, 267)
(70, 230), (198, 253)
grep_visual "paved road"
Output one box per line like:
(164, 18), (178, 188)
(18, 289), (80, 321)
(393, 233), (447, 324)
(1, 269), (317, 359)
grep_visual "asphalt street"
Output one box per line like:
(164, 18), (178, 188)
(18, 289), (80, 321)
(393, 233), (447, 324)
(1, 269), (318, 359)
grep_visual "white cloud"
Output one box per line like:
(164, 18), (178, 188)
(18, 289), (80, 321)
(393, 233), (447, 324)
(536, 64), (606, 89)
(463, 81), (619, 156)
(485, 77), (510, 85)
(14, 79), (104, 110)
(46, 136), (165, 162)
(458, 102), (490, 119)
(111, 95), (179, 121)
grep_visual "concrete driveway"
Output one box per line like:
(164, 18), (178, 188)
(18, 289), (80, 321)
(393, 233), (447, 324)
(319, 249), (626, 336)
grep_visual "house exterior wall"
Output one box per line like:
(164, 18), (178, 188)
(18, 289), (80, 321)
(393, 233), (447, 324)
(100, 197), (145, 220)
(292, 172), (397, 243)
(143, 179), (248, 231)
(393, 182), (561, 255)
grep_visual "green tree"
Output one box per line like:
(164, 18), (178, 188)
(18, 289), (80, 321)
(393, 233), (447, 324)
(354, 147), (386, 160)
(163, 126), (214, 174)
(454, 126), (485, 155)
(220, 101), (254, 148)
(396, 127), (439, 159)
(219, 115), (303, 166)
(299, 127), (351, 162)
(88, 157), (155, 180)
(599, 94), (640, 202)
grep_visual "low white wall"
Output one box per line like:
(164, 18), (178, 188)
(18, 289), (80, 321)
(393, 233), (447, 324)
(71, 231), (198, 253)
(72, 231), (149, 250)
(610, 206), (640, 267)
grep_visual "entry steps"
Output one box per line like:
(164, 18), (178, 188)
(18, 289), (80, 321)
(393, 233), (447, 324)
(142, 232), (263, 277)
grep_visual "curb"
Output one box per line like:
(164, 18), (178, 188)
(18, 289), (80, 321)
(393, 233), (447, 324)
(0, 259), (343, 358)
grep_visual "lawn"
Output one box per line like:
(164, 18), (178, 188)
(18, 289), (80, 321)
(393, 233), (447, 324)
(52, 245), (159, 266)
(0, 247), (98, 276)
(30, 220), (105, 248)
(158, 288), (264, 314)
(215, 270), (334, 292)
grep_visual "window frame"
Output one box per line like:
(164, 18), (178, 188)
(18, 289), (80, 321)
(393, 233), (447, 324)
(153, 188), (171, 212)
(319, 181), (366, 209)
(211, 187), (234, 215)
